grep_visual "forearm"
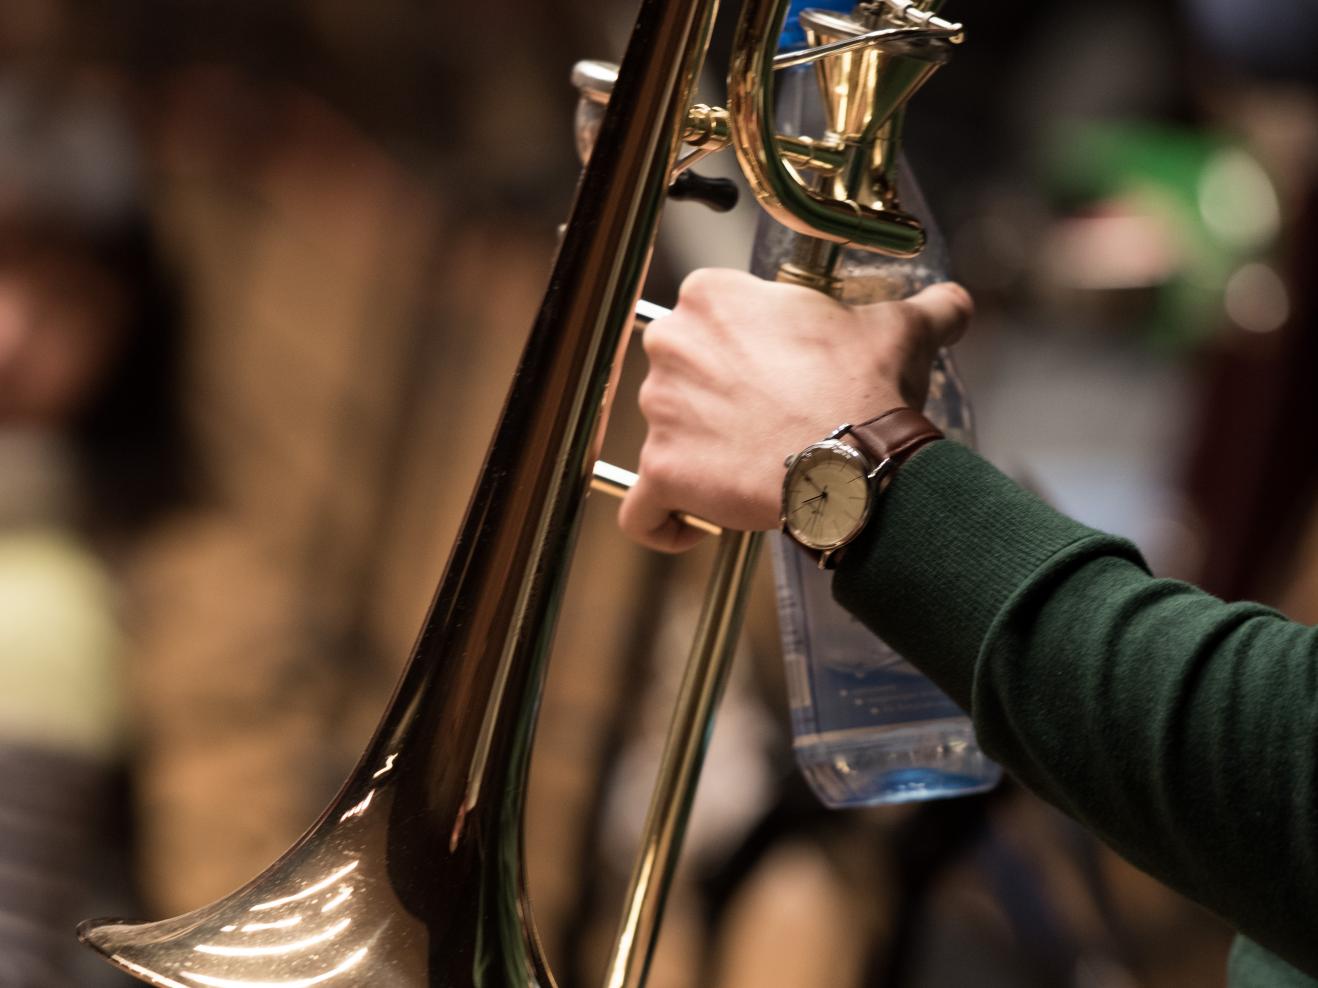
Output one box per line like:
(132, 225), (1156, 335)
(833, 440), (1318, 976)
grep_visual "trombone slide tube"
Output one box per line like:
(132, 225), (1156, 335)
(603, 530), (763, 988)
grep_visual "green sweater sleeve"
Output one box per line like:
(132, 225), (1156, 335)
(832, 440), (1318, 981)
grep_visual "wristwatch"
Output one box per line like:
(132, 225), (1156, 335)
(780, 407), (943, 569)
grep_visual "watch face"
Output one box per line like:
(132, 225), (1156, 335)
(781, 440), (875, 551)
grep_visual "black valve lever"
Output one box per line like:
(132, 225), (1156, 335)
(668, 171), (739, 212)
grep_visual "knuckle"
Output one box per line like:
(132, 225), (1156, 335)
(676, 267), (738, 310)
(939, 281), (974, 320)
(640, 316), (677, 361)
(642, 303), (699, 356)
(638, 443), (677, 492)
(637, 375), (686, 426)
(617, 497), (648, 542)
(679, 267), (717, 299)
(676, 270), (710, 309)
(636, 376), (664, 420)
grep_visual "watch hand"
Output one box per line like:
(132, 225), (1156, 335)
(808, 500), (826, 527)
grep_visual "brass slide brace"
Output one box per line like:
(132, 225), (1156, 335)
(590, 300), (722, 536)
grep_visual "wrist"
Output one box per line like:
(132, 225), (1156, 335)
(780, 407), (943, 569)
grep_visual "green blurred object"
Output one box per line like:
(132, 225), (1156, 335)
(1042, 120), (1283, 352)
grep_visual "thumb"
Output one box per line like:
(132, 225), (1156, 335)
(898, 281), (974, 349)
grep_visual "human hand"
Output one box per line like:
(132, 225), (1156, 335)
(618, 269), (973, 552)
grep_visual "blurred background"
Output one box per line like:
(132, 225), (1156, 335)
(0, 0), (1314, 985)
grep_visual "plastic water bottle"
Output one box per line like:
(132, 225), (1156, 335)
(755, 65), (1000, 808)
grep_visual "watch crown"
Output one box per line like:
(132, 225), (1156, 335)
(783, 453), (797, 469)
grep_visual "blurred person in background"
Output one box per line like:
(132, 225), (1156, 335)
(0, 74), (193, 985)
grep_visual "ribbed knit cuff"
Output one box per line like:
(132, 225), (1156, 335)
(1228, 936), (1318, 988)
(832, 440), (1108, 710)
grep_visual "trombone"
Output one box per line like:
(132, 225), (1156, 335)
(78, 0), (963, 985)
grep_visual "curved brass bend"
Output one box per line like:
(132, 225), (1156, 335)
(728, 0), (926, 257)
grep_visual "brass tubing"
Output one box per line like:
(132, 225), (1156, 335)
(779, 134), (849, 174)
(634, 298), (671, 329)
(728, 0), (926, 256)
(771, 22), (961, 70)
(603, 530), (764, 988)
(590, 460), (722, 536)
(685, 104), (848, 175)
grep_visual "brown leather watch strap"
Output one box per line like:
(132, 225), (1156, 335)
(845, 407), (943, 469)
